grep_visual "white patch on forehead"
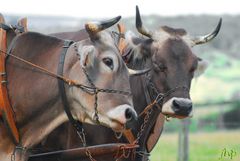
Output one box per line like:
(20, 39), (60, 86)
(153, 29), (194, 48)
(152, 29), (171, 43)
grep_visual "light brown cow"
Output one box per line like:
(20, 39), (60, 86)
(0, 16), (145, 161)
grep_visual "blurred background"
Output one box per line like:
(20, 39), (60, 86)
(1, 0), (240, 161)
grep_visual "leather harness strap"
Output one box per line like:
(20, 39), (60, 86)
(57, 40), (84, 133)
(0, 28), (19, 144)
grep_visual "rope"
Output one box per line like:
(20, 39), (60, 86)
(0, 49), (131, 96)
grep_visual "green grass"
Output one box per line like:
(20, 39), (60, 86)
(150, 131), (240, 161)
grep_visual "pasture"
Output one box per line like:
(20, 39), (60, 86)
(150, 130), (240, 161)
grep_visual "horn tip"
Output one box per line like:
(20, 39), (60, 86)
(215, 17), (222, 34)
(219, 18), (222, 26)
(136, 5), (139, 10)
(135, 5), (142, 28)
(116, 15), (121, 21)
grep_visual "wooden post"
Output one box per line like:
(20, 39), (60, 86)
(178, 119), (190, 161)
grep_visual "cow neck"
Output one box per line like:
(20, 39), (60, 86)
(122, 51), (162, 161)
(57, 40), (85, 134)
(116, 30), (163, 160)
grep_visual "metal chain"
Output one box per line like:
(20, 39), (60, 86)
(76, 129), (96, 161)
(93, 90), (100, 124)
(135, 108), (153, 144)
(133, 73), (189, 160)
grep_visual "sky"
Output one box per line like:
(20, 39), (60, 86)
(1, 0), (240, 18)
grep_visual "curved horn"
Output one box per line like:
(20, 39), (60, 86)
(136, 6), (152, 38)
(128, 68), (151, 76)
(193, 18), (222, 45)
(85, 16), (121, 35)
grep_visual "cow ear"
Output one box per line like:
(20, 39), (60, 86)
(194, 58), (208, 78)
(78, 45), (96, 68)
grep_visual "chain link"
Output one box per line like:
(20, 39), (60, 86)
(133, 73), (190, 160)
(76, 129), (96, 161)
(135, 108), (153, 144)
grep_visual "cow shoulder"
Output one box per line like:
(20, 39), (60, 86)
(8, 32), (63, 57)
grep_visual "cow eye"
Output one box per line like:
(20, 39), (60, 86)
(102, 57), (114, 70)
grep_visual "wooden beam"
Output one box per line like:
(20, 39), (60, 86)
(29, 143), (138, 160)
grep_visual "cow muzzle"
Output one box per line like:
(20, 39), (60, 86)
(106, 104), (137, 131)
(162, 97), (193, 118)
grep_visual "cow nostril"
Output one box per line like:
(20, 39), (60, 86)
(125, 108), (133, 121)
(172, 99), (193, 115)
(173, 100), (180, 111)
(187, 103), (193, 111)
(125, 108), (138, 121)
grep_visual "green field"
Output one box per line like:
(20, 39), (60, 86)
(150, 131), (240, 161)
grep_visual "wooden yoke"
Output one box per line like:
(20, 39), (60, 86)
(17, 17), (28, 32)
(117, 24), (127, 55)
(0, 28), (19, 144)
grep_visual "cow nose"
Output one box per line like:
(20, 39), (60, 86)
(125, 108), (138, 122)
(172, 99), (192, 115)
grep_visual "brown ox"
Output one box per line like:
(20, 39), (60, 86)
(30, 7), (221, 161)
(0, 16), (142, 161)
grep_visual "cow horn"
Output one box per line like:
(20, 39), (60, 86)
(85, 16), (121, 35)
(192, 18), (222, 45)
(136, 6), (152, 38)
(128, 68), (151, 76)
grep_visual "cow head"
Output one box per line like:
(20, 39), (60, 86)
(68, 16), (148, 131)
(126, 6), (221, 119)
